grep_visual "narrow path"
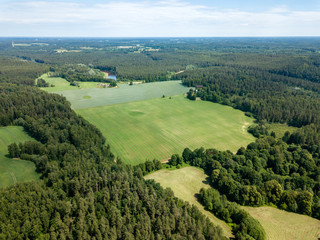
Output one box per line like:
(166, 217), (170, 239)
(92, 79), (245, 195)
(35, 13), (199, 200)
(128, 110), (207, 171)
(10, 172), (17, 184)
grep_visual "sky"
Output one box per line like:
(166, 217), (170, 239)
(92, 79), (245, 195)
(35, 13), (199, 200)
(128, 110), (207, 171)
(0, 0), (320, 37)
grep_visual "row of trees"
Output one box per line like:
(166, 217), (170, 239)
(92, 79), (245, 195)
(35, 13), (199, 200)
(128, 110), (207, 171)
(199, 188), (266, 240)
(50, 64), (108, 83)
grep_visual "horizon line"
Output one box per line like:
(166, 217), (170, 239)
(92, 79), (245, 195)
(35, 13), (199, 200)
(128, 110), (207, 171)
(2, 36), (320, 39)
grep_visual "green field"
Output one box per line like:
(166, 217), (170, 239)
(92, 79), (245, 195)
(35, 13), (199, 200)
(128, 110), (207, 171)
(38, 73), (97, 92)
(39, 73), (192, 108)
(243, 206), (320, 240)
(0, 126), (39, 188)
(146, 166), (320, 240)
(268, 123), (298, 138)
(76, 95), (255, 164)
(56, 80), (192, 109)
(144, 167), (233, 239)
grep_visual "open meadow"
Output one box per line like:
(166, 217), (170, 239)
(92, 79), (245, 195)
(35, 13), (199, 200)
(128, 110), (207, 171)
(146, 166), (320, 240)
(243, 206), (320, 240)
(38, 73), (98, 92)
(0, 126), (39, 188)
(38, 73), (192, 108)
(56, 80), (191, 109)
(144, 167), (234, 239)
(76, 95), (255, 164)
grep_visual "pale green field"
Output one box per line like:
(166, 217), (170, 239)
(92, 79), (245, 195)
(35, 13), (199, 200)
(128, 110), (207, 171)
(57, 80), (191, 109)
(268, 123), (298, 138)
(76, 95), (255, 164)
(39, 73), (192, 108)
(38, 73), (97, 92)
(243, 206), (320, 240)
(0, 126), (39, 188)
(144, 167), (234, 239)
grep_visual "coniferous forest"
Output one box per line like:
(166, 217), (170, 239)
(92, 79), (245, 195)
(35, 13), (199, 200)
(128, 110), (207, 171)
(1, 37), (320, 239)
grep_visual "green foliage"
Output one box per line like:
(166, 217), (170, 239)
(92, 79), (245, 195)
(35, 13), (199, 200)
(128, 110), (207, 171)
(181, 64), (320, 127)
(36, 78), (49, 87)
(248, 123), (269, 138)
(180, 135), (320, 219)
(145, 167), (234, 238)
(109, 80), (117, 87)
(51, 64), (108, 83)
(200, 188), (266, 240)
(169, 154), (183, 166)
(0, 57), (48, 86)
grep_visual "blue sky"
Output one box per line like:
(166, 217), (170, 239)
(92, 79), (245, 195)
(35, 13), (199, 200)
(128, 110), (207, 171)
(0, 0), (320, 37)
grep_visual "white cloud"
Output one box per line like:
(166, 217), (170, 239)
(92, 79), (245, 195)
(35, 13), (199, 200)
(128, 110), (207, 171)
(0, 0), (320, 36)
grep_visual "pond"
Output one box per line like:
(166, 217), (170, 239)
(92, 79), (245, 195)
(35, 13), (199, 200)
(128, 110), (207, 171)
(107, 75), (117, 81)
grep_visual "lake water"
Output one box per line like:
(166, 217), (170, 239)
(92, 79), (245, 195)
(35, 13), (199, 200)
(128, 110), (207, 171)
(107, 75), (117, 81)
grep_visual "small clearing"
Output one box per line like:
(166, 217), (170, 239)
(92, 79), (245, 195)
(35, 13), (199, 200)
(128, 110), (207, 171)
(145, 167), (233, 239)
(0, 126), (39, 188)
(243, 206), (320, 240)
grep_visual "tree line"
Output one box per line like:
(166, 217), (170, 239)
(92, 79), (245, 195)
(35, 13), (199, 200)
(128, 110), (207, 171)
(168, 135), (320, 221)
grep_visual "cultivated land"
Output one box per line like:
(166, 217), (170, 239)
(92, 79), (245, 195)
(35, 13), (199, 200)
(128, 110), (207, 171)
(76, 95), (255, 164)
(146, 166), (320, 240)
(144, 167), (233, 239)
(0, 126), (39, 188)
(243, 206), (320, 240)
(56, 80), (192, 109)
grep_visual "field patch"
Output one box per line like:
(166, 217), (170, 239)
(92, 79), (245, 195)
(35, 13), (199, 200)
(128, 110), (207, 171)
(146, 166), (320, 240)
(38, 73), (97, 92)
(243, 206), (320, 240)
(76, 95), (255, 164)
(0, 126), (39, 188)
(144, 167), (233, 239)
(56, 80), (191, 109)
(268, 123), (298, 138)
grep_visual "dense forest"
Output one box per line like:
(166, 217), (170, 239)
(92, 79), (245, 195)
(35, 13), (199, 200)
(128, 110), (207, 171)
(1, 37), (320, 239)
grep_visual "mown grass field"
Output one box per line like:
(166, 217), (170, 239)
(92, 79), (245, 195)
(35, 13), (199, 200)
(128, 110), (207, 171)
(57, 80), (191, 109)
(144, 167), (234, 239)
(268, 123), (298, 138)
(38, 73), (97, 92)
(243, 206), (320, 240)
(0, 126), (39, 188)
(76, 95), (255, 164)
(146, 166), (320, 240)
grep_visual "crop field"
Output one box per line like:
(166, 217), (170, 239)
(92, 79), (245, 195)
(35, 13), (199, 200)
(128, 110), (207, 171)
(57, 80), (192, 109)
(243, 206), (320, 240)
(0, 126), (39, 188)
(144, 167), (233, 238)
(76, 95), (255, 164)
